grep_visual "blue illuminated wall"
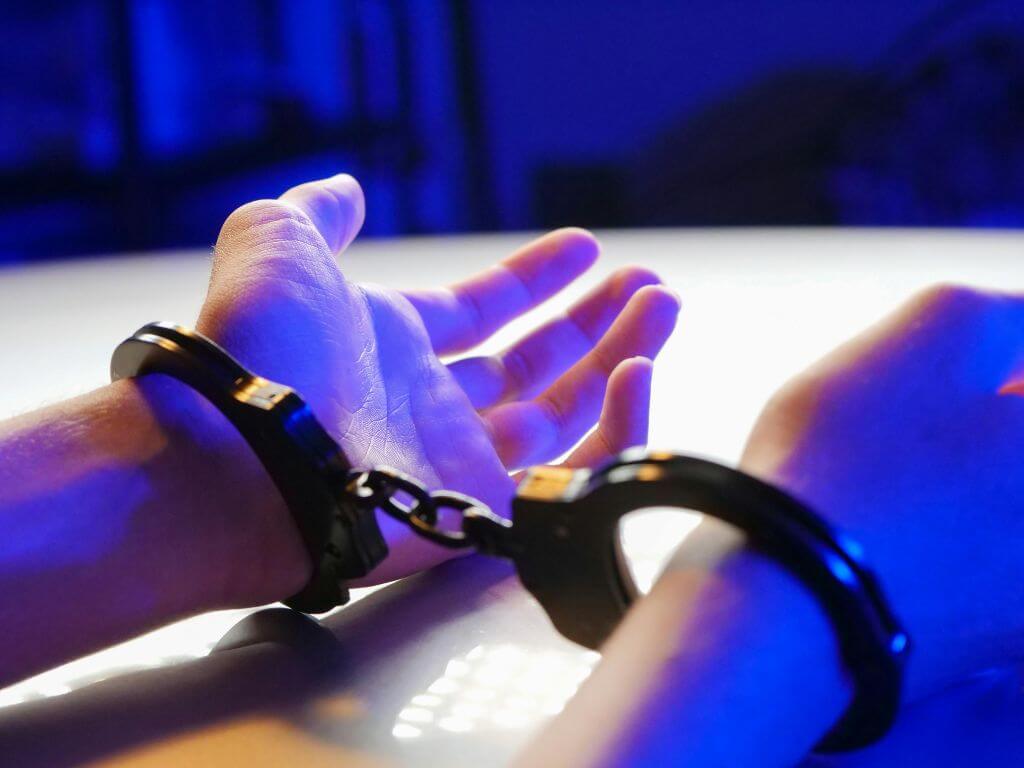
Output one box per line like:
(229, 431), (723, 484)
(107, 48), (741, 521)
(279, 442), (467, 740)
(0, 1), (1022, 260)
(470, 0), (1024, 229)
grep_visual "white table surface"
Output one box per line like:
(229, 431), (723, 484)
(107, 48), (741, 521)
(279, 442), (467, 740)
(0, 228), (1022, 767)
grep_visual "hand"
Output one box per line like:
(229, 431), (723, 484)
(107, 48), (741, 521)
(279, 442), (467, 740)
(196, 174), (680, 599)
(741, 283), (1024, 699)
(519, 283), (1024, 767)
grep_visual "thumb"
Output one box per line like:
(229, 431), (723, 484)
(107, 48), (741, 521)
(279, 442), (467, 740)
(199, 174), (365, 380)
(279, 173), (365, 255)
(209, 173), (365, 288)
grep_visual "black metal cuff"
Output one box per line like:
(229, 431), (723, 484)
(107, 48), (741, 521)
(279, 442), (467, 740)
(110, 322), (387, 612)
(512, 451), (910, 752)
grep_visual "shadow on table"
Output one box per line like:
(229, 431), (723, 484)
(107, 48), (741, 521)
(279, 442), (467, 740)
(6, 546), (1021, 767)
(0, 555), (527, 767)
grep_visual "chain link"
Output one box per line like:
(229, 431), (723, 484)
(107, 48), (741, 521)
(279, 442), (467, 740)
(345, 467), (513, 553)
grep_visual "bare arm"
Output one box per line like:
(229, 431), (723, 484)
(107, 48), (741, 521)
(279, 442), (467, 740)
(0, 376), (302, 687)
(515, 523), (850, 767)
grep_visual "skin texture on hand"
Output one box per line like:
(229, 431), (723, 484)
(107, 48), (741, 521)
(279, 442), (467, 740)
(741, 283), (1024, 699)
(0, 172), (678, 685)
(521, 282), (1024, 767)
(515, 538), (851, 768)
(196, 173), (681, 600)
(0, 376), (295, 686)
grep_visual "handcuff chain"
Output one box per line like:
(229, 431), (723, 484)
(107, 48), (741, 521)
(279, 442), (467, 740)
(344, 467), (514, 553)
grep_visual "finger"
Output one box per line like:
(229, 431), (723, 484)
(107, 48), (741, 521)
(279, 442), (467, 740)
(402, 228), (600, 355)
(209, 174), (365, 287)
(448, 266), (662, 409)
(487, 285), (680, 469)
(562, 356), (654, 469)
(201, 176), (366, 390)
(279, 173), (366, 255)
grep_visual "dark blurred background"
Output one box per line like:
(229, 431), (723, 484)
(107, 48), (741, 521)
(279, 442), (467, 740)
(2, 0), (1022, 260)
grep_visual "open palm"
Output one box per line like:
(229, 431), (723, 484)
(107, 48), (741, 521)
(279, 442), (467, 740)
(197, 174), (680, 585)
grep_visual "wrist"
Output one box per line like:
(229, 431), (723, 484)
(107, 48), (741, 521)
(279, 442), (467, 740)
(522, 520), (853, 768)
(623, 542), (854, 765)
(744, 449), (932, 700)
(115, 374), (310, 610)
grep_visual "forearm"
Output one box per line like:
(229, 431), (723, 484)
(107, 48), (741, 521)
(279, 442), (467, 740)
(0, 377), (306, 687)
(518, 525), (853, 767)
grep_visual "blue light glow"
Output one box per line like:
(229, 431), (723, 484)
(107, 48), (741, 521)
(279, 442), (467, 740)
(0, 3), (1021, 258)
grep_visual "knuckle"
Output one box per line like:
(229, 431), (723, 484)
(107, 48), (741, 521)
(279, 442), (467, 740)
(906, 282), (1015, 340)
(501, 347), (533, 392)
(538, 396), (567, 437)
(912, 282), (986, 315)
(753, 370), (825, 440)
(763, 371), (818, 414)
(590, 343), (620, 376)
(218, 200), (318, 252)
(457, 287), (489, 338)
(212, 200), (332, 294)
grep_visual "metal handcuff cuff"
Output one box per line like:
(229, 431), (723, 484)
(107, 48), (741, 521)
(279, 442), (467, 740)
(111, 322), (909, 753)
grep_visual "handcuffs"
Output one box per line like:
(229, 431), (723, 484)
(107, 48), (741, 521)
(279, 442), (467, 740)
(111, 322), (909, 752)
